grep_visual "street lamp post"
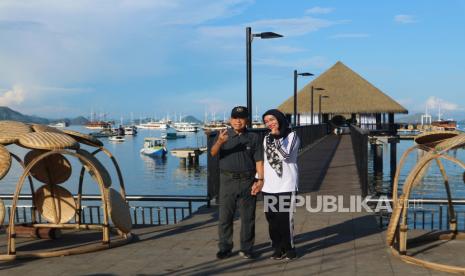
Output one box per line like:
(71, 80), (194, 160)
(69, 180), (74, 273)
(311, 87), (325, 125)
(293, 70), (313, 126)
(319, 95), (329, 124)
(246, 27), (283, 128)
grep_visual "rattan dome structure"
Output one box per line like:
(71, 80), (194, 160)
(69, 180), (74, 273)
(0, 121), (133, 260)
(387, 131), (465, 273)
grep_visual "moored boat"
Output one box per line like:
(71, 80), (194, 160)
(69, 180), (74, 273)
(162, 132), (186, 140)
(48, 122), (68, 128)
(202, 121), (228, 131)
(140, 138), (167, 157)
(137, 121), (169, 129)
(172, 122), (198, 132)
(124, 125), (138, 135)
(431, 120), (457, 131)
(85, 121), (113, 130)
(109, 135), (125, 142)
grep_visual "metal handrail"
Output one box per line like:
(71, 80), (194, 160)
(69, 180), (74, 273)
(367, 198), (465, 205)
(0, 194), (210, 225)
(372, 198), (465, 230)
(0, 194), (209, 203)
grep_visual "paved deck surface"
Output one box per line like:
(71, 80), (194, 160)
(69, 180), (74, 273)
(0, 134), (458, 275)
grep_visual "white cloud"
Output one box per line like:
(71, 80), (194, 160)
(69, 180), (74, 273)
(394, 14), (416, 24)
(305, 7), (333, 15)
(425, 96), (460, 111)
(198, 16), (342, 40)
(0, 86), (25, 106)
(330, 33), (370, 39)
(262, 45), (307, 54)
(0, 0), (254, 107)
(250, 16), (341, 37)
(33, 86), (94, 93)
(193, 15), (343, 58)
(255, 56), (328, 69)
(195, 98), (232, 115)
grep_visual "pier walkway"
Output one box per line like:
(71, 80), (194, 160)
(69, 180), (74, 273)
(0, 134), (453, 275)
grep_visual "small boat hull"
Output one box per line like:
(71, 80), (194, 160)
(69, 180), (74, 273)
(109, 136), (125, 142)
(140, 147), (167, 157)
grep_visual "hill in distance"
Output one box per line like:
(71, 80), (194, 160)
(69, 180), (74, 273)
(182, 115), (202, 124)
(0, 106), (89, 125)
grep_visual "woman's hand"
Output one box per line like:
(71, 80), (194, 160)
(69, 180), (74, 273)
(270, 126), (280, 135)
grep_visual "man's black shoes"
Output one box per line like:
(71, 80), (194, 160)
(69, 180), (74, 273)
(238, 250), (254, 259)
(216, 250), (232, 259)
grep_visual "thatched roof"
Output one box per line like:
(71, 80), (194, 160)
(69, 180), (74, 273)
(278, 61), (408, 114)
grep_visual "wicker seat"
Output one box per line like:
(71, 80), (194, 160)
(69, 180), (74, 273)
(0, 121), (32, 145)
(0, 121), (132, 260)
(35, 184), (77, 224)
(77, 149), (112, 188)
(0, 199), (5, 226)
(388, 134), (465, 273)
(107, 188), (132, 234)
(31, 124), (64, 134)
(18, 132), (79, 150)
(24, 150), (72, 185)
(414, 131), (459, 150)
(63, 130), (103, 147)
(0, 144), (11, 180)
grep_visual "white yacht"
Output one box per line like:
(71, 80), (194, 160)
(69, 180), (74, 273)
(124, 125), (138, 135)
(109, 135), (125, 142)
(172, 122), (198, 132)
(48, 122), (68, 128)
(137, 121), (169, 129)
(202, 121), (229, 131)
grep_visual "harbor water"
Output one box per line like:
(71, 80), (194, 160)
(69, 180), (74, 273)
(0, 126), (208, 197)
(368, 139), (465, 199)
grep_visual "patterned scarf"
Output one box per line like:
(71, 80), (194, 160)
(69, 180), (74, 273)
(265, 134), (283, 177)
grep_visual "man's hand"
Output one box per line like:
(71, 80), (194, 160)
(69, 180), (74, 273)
(251, 180), (264, 195)
(218, 129), (229, 144)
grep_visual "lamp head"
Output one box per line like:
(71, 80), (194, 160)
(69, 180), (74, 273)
(257, 32), (283, 39)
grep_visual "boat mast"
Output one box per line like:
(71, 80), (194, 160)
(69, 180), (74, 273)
(438, 100), (442, 121)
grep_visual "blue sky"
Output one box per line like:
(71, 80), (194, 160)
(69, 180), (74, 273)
(0, 0), (464, 120)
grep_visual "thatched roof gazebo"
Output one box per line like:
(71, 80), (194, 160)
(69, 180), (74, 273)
(278, 61), (408, 133)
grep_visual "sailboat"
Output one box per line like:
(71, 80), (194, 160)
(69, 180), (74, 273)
(202, 111), (228, 131)
(252, 106), (265, 128)
(431, 102), (457, 130)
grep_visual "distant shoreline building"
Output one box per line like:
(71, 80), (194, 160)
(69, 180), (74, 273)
(278, 61), (408, 131)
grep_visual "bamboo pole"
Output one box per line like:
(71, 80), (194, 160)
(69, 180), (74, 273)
(10, 153), (37, 223)
(435, 158), (457, 232)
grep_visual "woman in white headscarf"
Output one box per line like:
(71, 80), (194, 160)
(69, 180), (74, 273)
(252, 109), (300, 260)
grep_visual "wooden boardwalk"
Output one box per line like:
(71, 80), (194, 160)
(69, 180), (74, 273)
(0, 134), (456, 275)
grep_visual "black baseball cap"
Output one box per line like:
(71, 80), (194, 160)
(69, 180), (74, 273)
(231, 106), (249, 118)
